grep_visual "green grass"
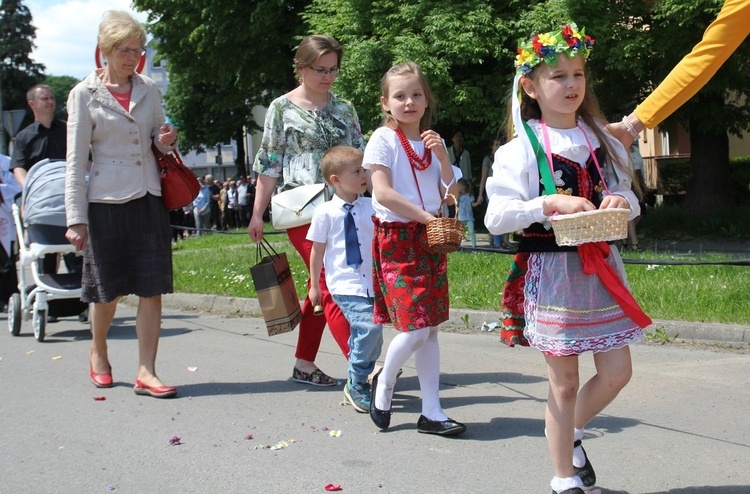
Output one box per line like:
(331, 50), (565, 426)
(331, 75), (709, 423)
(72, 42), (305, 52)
(622, 256), (750, 324)
(171, 229), (307, 299)
(172, 228), (750, 325)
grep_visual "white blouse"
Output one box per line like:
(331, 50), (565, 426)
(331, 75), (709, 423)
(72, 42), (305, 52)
(363, 127), (461, 223)
(484, 119), (639, 235)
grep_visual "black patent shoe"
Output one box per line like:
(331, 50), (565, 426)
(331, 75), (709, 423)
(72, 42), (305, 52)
(551, 489), (585, 494)
(416, 415), (467, 436)
(369, 369), (391, 430)
(574, 439), (596, 488)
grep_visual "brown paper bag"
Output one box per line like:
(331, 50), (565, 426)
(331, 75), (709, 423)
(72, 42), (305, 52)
(250, 239), (302, 336)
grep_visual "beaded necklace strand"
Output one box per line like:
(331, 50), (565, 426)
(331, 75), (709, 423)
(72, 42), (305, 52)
(396, 127), (431, 171)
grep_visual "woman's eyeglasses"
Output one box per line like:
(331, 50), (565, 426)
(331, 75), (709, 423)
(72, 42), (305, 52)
(115, 46), (145, 58)
(309, 67), (340, 76)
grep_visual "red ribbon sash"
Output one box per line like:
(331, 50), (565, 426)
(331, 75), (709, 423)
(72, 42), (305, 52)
(577, 242), (652, 329)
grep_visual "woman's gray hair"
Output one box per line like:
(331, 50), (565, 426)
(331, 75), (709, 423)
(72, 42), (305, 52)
(97, 10), (147, 58)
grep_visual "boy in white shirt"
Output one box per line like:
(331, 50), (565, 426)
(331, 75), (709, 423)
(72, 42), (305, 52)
(307, 146), (382, 413)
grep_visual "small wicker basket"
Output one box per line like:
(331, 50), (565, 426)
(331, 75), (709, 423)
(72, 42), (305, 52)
(550, 208), (629, 247)
(426, 194), (465, 254)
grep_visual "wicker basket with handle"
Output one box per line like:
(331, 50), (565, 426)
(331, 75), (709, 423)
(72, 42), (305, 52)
(550, 208), (629, 247)
(425, 194), (465, 254)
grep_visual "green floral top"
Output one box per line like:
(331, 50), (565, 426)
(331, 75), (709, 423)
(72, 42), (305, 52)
(253, 93), (365, 190)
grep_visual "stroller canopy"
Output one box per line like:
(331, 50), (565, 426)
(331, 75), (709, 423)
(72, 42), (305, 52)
(23, 159), (67, 228)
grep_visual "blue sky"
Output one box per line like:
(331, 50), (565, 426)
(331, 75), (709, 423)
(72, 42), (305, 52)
(27, 0), (149, 79)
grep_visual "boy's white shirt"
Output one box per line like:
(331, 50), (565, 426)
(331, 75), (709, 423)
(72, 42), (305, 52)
(306, 193), (375, 297)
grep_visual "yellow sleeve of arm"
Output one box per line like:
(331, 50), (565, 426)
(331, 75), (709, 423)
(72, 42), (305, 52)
(634, 0), (750, 129)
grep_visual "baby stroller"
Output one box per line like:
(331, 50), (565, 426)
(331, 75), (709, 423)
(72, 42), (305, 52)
(8, 159), (87, 342)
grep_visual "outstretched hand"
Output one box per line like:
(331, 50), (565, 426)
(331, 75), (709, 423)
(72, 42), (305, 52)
(606, 121), (635, 148)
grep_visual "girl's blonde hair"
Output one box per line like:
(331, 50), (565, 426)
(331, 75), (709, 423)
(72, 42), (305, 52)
(98, 10), (147, 58)
(294, 35), (343, 81)
(379, 61), (437, 130)
(514, 64), (627, 174)
(320, 146), (364, 185)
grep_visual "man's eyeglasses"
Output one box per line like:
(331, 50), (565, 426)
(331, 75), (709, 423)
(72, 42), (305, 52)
(309, 67), (340, 76)
(115, 46), (145, 58)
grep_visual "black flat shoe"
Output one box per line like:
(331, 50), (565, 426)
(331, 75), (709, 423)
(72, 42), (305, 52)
(416, 415), (467, 436)
(574, 439), (596, 488)
(369, 369), (391, 430)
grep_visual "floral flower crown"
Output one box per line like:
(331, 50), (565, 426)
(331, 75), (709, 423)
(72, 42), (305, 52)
(514, 23), (595, 75)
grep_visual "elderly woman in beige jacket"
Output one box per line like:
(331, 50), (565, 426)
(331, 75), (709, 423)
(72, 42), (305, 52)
(65, 10), (178, 399)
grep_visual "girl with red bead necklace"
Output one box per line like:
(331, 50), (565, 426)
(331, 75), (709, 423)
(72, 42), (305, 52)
(362, 61), (466, 437)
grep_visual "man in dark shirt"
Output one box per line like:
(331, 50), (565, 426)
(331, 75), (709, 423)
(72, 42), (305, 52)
(10, 85), (85, 322)
(11, 85), (67, 187)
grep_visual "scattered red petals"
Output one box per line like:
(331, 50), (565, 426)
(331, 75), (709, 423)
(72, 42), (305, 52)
(245, 434), (253, 440)
(324, 484), (342, 491)
(93, 396), (106, 401)
(169, 435), (182, 445)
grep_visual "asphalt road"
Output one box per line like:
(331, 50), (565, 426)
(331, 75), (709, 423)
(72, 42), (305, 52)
(2, 302), (749, 494)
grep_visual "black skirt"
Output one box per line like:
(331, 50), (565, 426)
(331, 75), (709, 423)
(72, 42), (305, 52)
(82, 193), (173, 303)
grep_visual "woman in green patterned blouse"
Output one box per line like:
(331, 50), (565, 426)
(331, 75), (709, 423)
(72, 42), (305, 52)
(248, 35), (365, 386)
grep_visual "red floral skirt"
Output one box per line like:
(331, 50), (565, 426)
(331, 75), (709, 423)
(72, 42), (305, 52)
(500, 252), (530, 347)
(372, 218), (449, 332)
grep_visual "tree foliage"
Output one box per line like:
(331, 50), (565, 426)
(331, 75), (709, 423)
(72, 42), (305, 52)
(567, 0), (749, 215)
(127, 0), (748, 212)
(0, 0), (44, 135)
(305, 0), (748, 214)
(645, 0), (749, 214)
(132, 0), (309, 174)
(304, 0), (519, 156)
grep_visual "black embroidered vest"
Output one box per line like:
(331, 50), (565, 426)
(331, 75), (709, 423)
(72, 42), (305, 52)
(517, 148), (607, 253)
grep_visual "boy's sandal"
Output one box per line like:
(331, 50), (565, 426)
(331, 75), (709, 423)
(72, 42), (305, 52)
(292, 367), (339, 387)
(573, 440), (597, 488)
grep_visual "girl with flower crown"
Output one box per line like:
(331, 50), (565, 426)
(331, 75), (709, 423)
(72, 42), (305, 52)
(362, 61), (466, 437)
(485, 24), (652, 494)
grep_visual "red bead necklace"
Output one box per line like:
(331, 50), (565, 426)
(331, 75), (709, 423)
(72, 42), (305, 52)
(396, 127), (432, 171)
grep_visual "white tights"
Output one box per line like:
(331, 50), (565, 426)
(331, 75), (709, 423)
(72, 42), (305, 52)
(374, 326), (448, 422)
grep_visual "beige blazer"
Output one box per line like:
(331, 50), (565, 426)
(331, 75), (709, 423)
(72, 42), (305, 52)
(65, 69), (174, 226)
